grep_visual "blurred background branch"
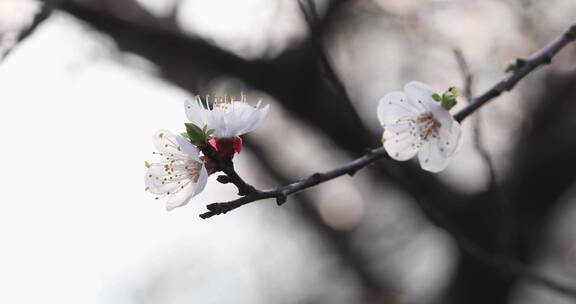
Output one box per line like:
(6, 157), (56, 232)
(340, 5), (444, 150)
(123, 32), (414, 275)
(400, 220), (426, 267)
(2, 1), (576, 304)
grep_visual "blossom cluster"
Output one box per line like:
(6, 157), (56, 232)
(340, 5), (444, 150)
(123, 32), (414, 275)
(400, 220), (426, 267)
(145, 93), (269, 210)
(146, 83), (462, 210)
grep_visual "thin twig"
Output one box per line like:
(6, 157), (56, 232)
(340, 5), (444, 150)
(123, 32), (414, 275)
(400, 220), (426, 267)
(244, 139), (389, 296)
(453, 49), (497, 184)
(451, 48), (576, 301)
(298, 0), (375, 148)
(454, 23), (576, 122)
(453, 49), (473, 101)
(199, 147), (388, 218)
(454, 49), (516, 260)
(200, 142), (257, 196)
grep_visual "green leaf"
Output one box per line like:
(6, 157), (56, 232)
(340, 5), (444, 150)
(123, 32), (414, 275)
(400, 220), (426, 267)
(180, 132), (190, 139)
(185, 123), (207, 145)
(432, 93), (442, 102)
(441, 97), (457, 110)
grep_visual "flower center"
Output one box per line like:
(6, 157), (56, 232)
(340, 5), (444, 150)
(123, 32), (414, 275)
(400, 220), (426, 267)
(186, 161), (203, 183)
(415, 112), (441, 141)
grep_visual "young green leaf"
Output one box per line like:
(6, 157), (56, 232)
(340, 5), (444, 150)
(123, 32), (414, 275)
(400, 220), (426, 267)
(185, 123), (207, 145)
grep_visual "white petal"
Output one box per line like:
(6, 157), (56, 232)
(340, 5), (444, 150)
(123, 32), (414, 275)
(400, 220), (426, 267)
(382, 130), (419, 161)
(194, 165), (209, 196)
(165, 180), (196, 211)
(237, 104), (270, 135)
(176, 136), (200, 161)
(165, 164), (209, 211)
(221, 104), (250, 137)
(145, 163), (185, 195)
(429, 102), (454, 130)
(437, 120), (463, 157)
(184, 100), (209, 128)
(404, 81), (435, 113)
(211, 112), (230, 138)
(418, 140), (452, 173)
(152, 129), (187, 157)
(377, 91), (419, 126)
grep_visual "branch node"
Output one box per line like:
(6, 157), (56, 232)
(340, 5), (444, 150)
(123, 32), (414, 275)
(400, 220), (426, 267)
(216, 175), (231, 184)
(206, 202), (224, 213)
(567, 24), (576, 39)
(276, 191), (288, 205)
(310, 172), (322, 181)
(516, 58), (528, 68)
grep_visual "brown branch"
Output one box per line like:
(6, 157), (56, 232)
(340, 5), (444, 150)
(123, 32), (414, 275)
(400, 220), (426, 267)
(244, 139), (392, 298)
(454, 23), (576, 122)
(199, 144), (257, 196)
(203, 23), (576, 219)
(59, 3), (576, 298)
(297, 0), (374, 147)
(198, 26), (576, 298)
(199, 147), (389, 218)
(62, 0), (464, 218)
(454, 48), (516, 260)
(453, 49), (498, 185)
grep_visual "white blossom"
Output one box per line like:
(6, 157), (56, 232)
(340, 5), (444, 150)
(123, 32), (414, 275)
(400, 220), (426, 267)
(377, 81), (462, 172)
(184, 94), (270, 138)
(145, 130), (208, 210)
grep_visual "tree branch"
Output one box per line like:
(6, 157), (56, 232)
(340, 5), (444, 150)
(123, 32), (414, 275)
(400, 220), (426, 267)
(454, 23), (576, 122)
(297, 0), (374, 147)
(199, 143), (257, 196)
(454, 49), (515, 259)
(61, 3), (576, 298)
(199, 147), (389, 218)
(198, 24), (576, 297)
(202, 22), (576, 219)
(243, 139), (393, 299)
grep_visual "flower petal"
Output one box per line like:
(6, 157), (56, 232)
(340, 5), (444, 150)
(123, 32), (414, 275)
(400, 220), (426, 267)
(165, 163), (208, 211)
(185, 100), (209, 128)
(145, 162), (186, 195)
(176, 136), (200, 161)
(429, 101), (454, 130)
(404, 81), (435, 113)
(152, 129), (187, 157)
(239, 104), (270, 135)
(383, 130), (419, 161)
(377, 91), (419, 126)
(165, 180), (196, 211)
(194, 164), (209, 196)
(437, 120), (463, 157)
(223, 103), (269, 137)
(418, 140), (452, 172)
